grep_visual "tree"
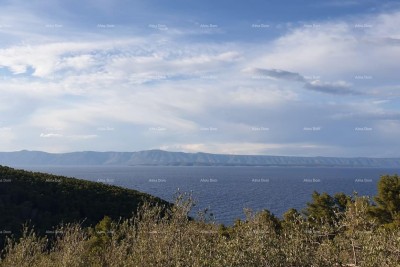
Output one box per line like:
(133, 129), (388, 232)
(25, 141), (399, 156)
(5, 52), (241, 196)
(304, 192), (336, 225)
(303, 191), (351, 226)
(255, 209), (281, 231)
(370, 174), (400, 227)
(88, 216), (113, 251)
(333, 192), (351, 212)
(283, 208), (301, 223)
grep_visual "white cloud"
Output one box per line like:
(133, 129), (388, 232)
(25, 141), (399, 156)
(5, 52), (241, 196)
(0, 39), (141, 77)
(40, 133), (63, 138)
(160, 142), (335, 156)
(39, 133), (97, 139)
(0, 4), (399, 156)
(249, 11), (400, 83)
(97, 127), (115, 131)
(227, 86), (297, 105)
(68, 134), (98, 140)
(60, 54), (95, 70)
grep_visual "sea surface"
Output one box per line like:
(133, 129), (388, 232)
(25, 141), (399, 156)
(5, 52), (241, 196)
(15, 166), (400, 225)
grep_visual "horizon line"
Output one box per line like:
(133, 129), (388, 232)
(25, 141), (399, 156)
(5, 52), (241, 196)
(1, 149), (400, 159)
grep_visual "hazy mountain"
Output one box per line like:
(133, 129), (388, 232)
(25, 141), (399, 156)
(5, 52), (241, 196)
(0, 150), (399, 167)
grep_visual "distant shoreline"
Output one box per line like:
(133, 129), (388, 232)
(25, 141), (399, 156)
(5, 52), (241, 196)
(7, 164), (400, 169)
(1, 150), (400, 168)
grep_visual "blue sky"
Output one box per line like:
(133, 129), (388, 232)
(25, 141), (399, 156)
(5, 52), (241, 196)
(0, 0), (400, 156)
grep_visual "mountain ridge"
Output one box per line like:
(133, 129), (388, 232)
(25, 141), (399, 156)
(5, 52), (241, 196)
(0, 150), (400, 167)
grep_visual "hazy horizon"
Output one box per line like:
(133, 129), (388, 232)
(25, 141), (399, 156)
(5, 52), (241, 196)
(2, 149), (400, 159)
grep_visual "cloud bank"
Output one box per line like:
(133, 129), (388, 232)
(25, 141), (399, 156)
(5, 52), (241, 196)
(0, 2), (399, 157)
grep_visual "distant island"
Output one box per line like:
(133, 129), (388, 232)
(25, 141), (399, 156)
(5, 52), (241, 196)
(0, 149), (400, 167)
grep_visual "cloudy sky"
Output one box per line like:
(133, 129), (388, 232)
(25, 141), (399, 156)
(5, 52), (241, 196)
(0, 0), (399, 156)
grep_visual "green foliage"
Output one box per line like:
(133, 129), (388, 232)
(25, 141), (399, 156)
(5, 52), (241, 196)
(0, 192), (399, 267)
(0, 166), (399, 266)
(370, 174), (400, 227)
(333, 192), (351, 212)
(87, 216), (113, 252)
(304, 191), (337, 225)
(282, 208), (301, 223)
(0, 165), (170, 249)
(303, 191), (354, 227)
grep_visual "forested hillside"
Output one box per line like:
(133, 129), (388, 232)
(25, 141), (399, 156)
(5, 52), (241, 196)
(0, 165), (171, 247)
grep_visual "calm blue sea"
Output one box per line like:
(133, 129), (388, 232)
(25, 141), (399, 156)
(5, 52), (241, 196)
(15, 166), (400, 225)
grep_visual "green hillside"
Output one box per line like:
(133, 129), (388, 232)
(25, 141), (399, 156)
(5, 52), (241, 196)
(0, 165), (170, 245)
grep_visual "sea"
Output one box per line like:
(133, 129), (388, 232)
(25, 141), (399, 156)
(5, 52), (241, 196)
(15, 166), (400, 225)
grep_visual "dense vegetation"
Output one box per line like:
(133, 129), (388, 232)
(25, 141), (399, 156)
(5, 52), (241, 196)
(0, 165), (170, 248)
(0, 166), (399, 266)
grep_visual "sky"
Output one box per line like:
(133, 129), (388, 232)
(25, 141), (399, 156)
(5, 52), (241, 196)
(0, 0), (400, 157)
